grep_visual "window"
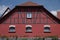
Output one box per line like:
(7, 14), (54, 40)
(44, 25), (50, 33)
(26, 25), (32, 33)
(9, 25), (16, 33)
(27, 12), (32, 18)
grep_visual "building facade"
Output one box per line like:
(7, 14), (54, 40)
(0, 2), (60, 38)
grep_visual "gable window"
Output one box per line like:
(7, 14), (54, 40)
(44, 25), (50, 33)
(27, 12), (32, 18)
(26, 25), (32, 33)
(9, 25), (16, 33)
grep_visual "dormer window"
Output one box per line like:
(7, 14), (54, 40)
(27, 12), (32, 18)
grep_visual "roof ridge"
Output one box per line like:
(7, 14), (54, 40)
(18, 1), (41, 6)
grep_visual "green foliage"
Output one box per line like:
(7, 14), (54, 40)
(22, 38), (27, 40)
(34, 37), (42, 40)
(51, 37), (58, 40)
(45, 36), (58, 40)
(0, 35), (59, 40)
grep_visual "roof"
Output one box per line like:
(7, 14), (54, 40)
(0, 2), (60, 24)
(42, 7), (60, 24)
(18, 1), (42, 6)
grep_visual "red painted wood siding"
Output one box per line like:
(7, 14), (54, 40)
(0, 8), (59, 37)
(0, 24), (60, 37)
(2, 9), (56, 24)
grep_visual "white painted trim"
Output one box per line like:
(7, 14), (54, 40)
(44, 25), (50, 27)
(9, 25), (15, 27)
(26, 25), (32, 27)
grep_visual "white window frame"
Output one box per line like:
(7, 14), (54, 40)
(27, 12), (32, 18)
(9, 25), (15, 27)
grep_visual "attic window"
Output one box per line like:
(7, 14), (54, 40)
(44, 25), (51, 33)
(9, 25), (16, 33)
(27, 12), (32, 18)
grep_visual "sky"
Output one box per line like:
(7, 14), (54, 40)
(0, 0), (60, 16)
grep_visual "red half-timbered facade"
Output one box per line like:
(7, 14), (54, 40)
(0, 2), (60, 38)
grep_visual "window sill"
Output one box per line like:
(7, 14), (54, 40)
(27, 18), (32, 19)
(9, 31), (16, 33)
(26, 18), (32, 19)
(25, 31), (32, 33)
(44, 31), (51, 33)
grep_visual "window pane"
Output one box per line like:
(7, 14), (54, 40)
(44, 27), (50, 32)
(26, 27), (31, 29)
(26, 30), (32, 32)
(9, 27), (15, 29)
(9, 27), (15, 33)
(44, 27), (50, 30)
(27, 12), (32, 18)
(9, 29), (15, 32)
(26, 27), (32, 32)
(44, 29), (50, 32)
